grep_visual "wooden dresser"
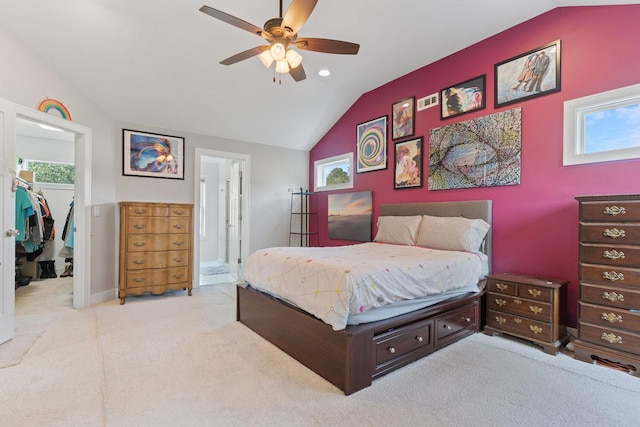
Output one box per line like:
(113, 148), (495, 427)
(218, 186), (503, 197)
(484, 273), (568, 354)
(118, 201), (193, 304)
(574, 194), (640, 375)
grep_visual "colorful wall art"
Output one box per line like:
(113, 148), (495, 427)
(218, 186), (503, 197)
(428, 108), (521, 190)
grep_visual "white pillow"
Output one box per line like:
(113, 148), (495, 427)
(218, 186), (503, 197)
(415, 215), (490, 252)
(374, 215), (422, 246)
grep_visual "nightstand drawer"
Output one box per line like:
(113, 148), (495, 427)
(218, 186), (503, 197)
(517, 285), (553, 303)
(488, 294), (552, 321)
(488, 310), (552, 343)
(487, 279), (517, 296)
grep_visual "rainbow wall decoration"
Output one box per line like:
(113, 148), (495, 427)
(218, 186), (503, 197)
(37, 98), (72, 121)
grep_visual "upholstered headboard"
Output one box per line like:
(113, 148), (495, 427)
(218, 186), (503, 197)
(379, 200), (492, 271)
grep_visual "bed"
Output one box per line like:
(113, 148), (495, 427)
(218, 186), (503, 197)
(237, 200), (492, 395)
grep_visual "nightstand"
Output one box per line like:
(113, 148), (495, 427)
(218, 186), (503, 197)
(484, 273), (569, 355)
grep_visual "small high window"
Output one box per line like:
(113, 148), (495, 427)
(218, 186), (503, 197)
(314, 152), (353, 192)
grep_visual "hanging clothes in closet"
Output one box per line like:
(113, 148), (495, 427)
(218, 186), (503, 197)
(59, 199), (74, 277)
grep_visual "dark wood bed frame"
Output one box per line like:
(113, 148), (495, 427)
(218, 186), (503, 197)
(237, 200), (492, 395)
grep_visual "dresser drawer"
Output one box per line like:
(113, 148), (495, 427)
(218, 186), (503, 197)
(375, 319), (433, 365)
(580, 243), (640, 268)
(579, 223), (640, 244)
(126, 205), (169, 217)
(126, 250), (190, 270)
(127, 234), (170, 252)
(579, 302), (640, 333)
(517, 285), (553, 303)
(168, 218), (190, 233)
(167, 250), (190, 267)
(488, 294), (552, 321)
(125, 269), (167, 288)
(435, 304), (476, 342)
(169, 205), (191, 217)
(578, 322), (640, 355)
(580, 200), (640, 222)
(580, 283), (640, 310)
(167, 267), (190, 284)
(127, 217), (169, 234)
(487, 309), (552, 342)
(580, 263), (640, 287)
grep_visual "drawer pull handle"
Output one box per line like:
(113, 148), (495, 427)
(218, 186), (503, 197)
(528, 289), (542, 298)
(133, 260), (145, 265)
(602, 291), (624, 302)
(133, 278), (145, 283)
(495, 316), (507, 325)
(529, 325), (543, 335)
(442, 324), (452, 330)
(464, 317), (472, 323)
(529, 306), (543, 315)
(172, 241), (185, 246)
(134, 209), (146, 214)
(603, 250), (625, 260)
(172, 274), (185, 279)
(601, 333), (623, 344)
(416, 336), (424, 342)
(602, 271), (624, 282)
(514, 318), (522, 324)
(513, 298), (522, 305)
(172, 258), (183, 262)
(603, 228), (625, 238)
(601, 312), (623, 323)
(496, 283), (508, 291)
(133, 224), (146, 229)
(603, 206), (626, 216)
(495, 298), (507, 307)
(173, 210), (185, 215)
(172, 224), (184, 229)
(133, 242), (146, 247)
(388, 347), (396, 354)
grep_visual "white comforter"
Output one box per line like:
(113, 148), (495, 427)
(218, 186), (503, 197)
(241, 242), (485, 330)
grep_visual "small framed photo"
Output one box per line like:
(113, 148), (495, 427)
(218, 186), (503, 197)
(495, 39), (561, 107)
(391, 96), (415, 140)
(356, 116), (388, 173)
(123, 129), (185, 179)
(394, 137), (423, 189)
(441, 75), (486, 119)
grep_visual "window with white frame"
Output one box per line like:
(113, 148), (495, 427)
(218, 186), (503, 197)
(314, 152), (353, 191)
(564, 82), (640, 166)
(21, 159), (75, 185)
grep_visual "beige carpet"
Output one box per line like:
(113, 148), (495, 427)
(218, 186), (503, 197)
(2, 279), (640, 426)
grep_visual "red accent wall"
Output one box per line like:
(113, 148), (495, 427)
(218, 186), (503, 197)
(309, 5), (640, 328)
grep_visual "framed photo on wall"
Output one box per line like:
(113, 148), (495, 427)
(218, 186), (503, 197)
(495, 39), (561, 107)
(394, 137), (423, 189)
(356, 115), (388, 173)
(123, 129), (185, 179)
(391, 96), (415, 140)
(440, 75), (486, 119)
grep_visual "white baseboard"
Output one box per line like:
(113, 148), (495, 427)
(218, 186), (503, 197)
(90, 288), (117, 306)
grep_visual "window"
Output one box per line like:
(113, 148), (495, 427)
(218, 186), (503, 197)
(314, 152), (353, 191)
(21, 159), (75, 185)
(564, 82), (640, 166)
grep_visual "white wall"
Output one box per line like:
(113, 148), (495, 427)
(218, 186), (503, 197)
(0, 24), (309, 302)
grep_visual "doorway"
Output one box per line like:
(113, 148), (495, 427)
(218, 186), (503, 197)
(193, 148), (250, 288)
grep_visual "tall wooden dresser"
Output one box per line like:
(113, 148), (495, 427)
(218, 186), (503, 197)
(118, 202), (193, 304)
(574, 194), (640, 375)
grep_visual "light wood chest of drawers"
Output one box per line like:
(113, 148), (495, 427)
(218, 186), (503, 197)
(118, 201), (193, 304)
(574, 194), (640, 375)
(484, 273), (568, 355)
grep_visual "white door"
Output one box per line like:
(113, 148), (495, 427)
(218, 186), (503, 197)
(0, 98), (17, 344)
(227, 161), (241, 278)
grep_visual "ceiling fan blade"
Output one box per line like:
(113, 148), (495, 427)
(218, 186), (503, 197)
(199, 5), (263, 36)
(281, 0), (318, 34)
(294, 38), (360, 55)
(220, 46), (269, 65)
(289, 63), (306, 82)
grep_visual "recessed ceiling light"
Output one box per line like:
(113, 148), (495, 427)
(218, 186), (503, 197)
(318, 69), (331, 77)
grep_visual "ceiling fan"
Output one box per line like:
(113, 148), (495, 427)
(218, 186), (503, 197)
(199, 0), (360, 82)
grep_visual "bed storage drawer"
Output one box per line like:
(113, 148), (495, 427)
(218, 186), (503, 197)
(435, 304), (476, 344)
(375, 319), (433, 366)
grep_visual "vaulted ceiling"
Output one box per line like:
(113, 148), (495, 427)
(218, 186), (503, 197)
(1, 1), (633, 151)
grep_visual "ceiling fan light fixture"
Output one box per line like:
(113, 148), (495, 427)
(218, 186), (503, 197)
(270, 42), (286, 61)
(275, 58), (290, 74)
(286, 49), (303, 69)
(258, 50), (274, 68)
